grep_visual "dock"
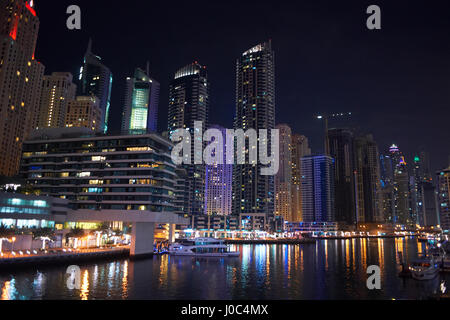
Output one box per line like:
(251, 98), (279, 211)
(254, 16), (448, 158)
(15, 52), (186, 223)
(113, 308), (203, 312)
(224, 239), (316, 245)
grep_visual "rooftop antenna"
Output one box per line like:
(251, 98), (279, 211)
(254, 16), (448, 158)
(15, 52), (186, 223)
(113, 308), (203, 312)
(86, 38), (93, 55)
(146, 61), (150, 76)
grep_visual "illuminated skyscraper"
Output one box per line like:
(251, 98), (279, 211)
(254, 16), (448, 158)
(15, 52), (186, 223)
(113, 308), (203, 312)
(168, 62), (209, 216)
(233, 41), (276, 217)
(121, 66), (160, 134)
(291, 134), (311, 222)
(36, 72), (76, 129)
(0, 0), (45, 176)
(390, 145), (411, 225)
(275, 124), (292, 221)
(437, 166), (450, 232)
(204, 125), (232, 216)
(78, 40), (112, 133)
(301, 155), (335, 222)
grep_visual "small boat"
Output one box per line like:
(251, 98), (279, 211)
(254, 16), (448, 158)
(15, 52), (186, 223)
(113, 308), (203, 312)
(409, 257), (440, 281)
(429, 246), (446, 267)
(169, 238), (240, 257)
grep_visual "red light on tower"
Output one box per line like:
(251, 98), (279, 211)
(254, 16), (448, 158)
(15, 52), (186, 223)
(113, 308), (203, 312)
(26, 1), (37, 17)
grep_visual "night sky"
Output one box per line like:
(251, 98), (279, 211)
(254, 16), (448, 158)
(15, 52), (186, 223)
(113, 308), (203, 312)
(35, 0), (450, 173)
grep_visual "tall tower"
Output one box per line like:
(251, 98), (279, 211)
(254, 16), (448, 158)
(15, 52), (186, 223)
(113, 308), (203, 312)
(78, 40), (113, 133)
(301, 155), (335, 222)
(390, 145), (411, 225)
(233, 41), (276, 218)
(204, 125), (232, 216)
(354, 134), (382, 223)
(275, 124), (292, 221)
(36, 72), (76, 129)
(168, 62), (209, 216)
(0, 0), (45, 176)
(291, 134), (311, 222)
(121, 67), (160, 134)
(437, 166), (450, 232)
(328, 128), (356, 226)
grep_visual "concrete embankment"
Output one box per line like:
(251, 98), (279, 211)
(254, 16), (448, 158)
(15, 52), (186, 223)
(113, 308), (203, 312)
(0, 248), (130, 269)
(224, 239), (316, 245)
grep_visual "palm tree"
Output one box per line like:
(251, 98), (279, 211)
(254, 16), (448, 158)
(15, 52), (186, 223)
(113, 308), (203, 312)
(0, 224), (14, 238)
(31, 227), (55, 240)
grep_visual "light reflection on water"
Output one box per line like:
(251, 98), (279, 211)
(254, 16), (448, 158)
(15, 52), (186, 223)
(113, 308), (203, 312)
(0, 238), (446, 300)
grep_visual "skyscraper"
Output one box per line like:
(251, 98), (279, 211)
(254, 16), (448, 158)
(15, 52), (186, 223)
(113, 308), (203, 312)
(275, 124), (292, 221)
(437, 166), (450, 232)
(387, 144), (412, 225)
(168, 62), (209, 216)
(354, 134), (382, 223)
(36, 72), (76, 129)
(233, 41), (276, 218)
(121, 66), (160, 134)
(78, 40), (112, 133)
(301, 155), (335, 222)
(328, 128), (356, 226)
(65, 96), (102, 132)
(380, 153), (395, 222)
(291, 134), (311, 222)
(204, 125), (232, 216)
(0, 0), (45, 176)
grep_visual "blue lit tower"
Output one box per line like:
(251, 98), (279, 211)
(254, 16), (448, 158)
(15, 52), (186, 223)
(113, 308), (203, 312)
(78, 40), (113, 133)
(301, 155), (335, 222)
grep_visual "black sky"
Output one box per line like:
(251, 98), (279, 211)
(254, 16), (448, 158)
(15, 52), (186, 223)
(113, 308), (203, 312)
(35, 0), (450, 173)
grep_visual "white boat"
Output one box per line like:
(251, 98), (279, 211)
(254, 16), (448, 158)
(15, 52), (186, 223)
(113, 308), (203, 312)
(169, 238), (240, 257)
(409, 257), (440, 281)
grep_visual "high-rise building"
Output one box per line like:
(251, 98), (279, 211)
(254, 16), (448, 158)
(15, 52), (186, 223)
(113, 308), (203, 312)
(421, 181), (439, 227)
(291, 134), (311, 222)
(380, 154), (395, 222)
(354, 134), (382, 223)
(168, 62), (209, 216)
(0, 0), (45, 176)
(328, 128), (356, 226)
(36, 72), (76, 129)
(21, 129), (178, 213)
(389, 144), (412, 225)
(275, 124), (292, 221)
(204, 125), (232, 216)
(121, 66), (160, 134)
(65, 95), (102, 132)
(437, 166), (450, 232)
(301, 155), (335, 222)
(78, 40), (112, 133)
(233, 41), (276, 218)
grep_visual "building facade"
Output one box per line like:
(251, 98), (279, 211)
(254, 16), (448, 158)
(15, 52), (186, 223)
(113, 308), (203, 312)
(20, 129), (179, 214)
(354, 134), (382, 223)
(121, 67), (160, 135)
(301, 155), (335, 223)
(78, 40), (112, 133)
(36, 72), (76, 129)
(0, 0), (45, 176)
(328, 128), (356, 225)
(291, 134), (311, 222)
(437, 167), (450, 232)
(204, 125), (232, 216)
(275, 124), (292, 221)
(233, 41), (276, 218)
(168, 62), (209, 216)
(65, 95), (102, 132)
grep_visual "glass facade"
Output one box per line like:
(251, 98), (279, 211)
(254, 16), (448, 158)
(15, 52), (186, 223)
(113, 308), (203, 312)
(20, 134), (179, 213)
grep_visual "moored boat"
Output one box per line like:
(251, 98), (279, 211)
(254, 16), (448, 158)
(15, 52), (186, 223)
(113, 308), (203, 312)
(409, 257), (440, 281)
(169, 238), (240, 257)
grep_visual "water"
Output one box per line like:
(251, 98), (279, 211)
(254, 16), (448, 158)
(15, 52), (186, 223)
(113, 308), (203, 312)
(0, 238), (447, 300)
